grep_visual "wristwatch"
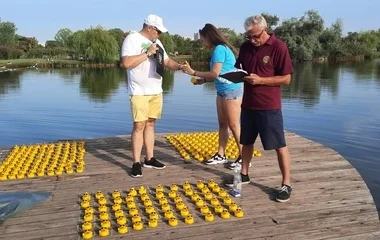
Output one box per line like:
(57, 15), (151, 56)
(146, 51), (152, 58)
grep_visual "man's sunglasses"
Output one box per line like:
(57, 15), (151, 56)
(245, 30), (264, 40)
(152, 26), (162, 35)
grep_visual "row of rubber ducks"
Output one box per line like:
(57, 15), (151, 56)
(166, 132), (262, 161)
(0, 141), (86, 180)
(80, 180), (244, 239)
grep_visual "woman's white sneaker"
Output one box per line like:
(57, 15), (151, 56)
(204, 153), (227, 165)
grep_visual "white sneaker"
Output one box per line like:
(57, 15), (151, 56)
(204, 153), (227, 165)
(227, 157), (251, 170)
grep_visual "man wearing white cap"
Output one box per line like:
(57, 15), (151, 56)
(121, 14), (183, 178)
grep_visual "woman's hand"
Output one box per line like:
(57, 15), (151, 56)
(181, 61), (195, 75)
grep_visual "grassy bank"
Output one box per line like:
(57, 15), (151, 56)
(0, 59), (118, 68)
(0, 56), (195, 69)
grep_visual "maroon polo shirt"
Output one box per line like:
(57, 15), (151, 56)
(235, 34), (293, 110)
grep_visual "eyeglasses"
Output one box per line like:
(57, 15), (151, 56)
(245, 30), (264, 40)
(151, 26), (162, 35)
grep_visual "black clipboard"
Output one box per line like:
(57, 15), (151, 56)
(155, 44), (164, 77)
(219, 69), (249, 83)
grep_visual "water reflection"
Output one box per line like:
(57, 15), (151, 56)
(282, 62), (340, 108)
(79, 68), (126, 102)
(162, 69), (174, 94)
(56, 69), (82, 82)
(341, 60), (380, 83)
(0, 70), (23, 99)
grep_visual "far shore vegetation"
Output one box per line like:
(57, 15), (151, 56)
(1, 10), (380, 69)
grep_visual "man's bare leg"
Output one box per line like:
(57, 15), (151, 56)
(131, 121), (146, 163)
(275, 146), (291, 186)
(241, 144), (254, 175)
(144, 118), (156, 160)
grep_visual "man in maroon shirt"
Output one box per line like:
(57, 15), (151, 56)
(226, 15), (293, 202)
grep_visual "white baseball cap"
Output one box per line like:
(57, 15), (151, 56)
(144, 14), (168, 33)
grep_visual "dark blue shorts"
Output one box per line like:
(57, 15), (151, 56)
(240, 109), (286, 150)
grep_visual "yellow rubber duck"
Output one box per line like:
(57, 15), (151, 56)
(185, 214), (194, 224)
(127, 200), (136, 209)
(100, 220), (111, 229)
(229, 203), (238, 212)
(98, 205), (107, 213)
(129, 188), (137, 197)
(99, 228), (110, 237)
(235, 208), (244, 218)
(85, 207), (94, 215)
(117, 225), (128, 234)
(115, 209), (124, 218)
(210, 197), (219, 206)
(145, 206), (155, 214)
(165, 210), (174, 219)
(156, 191), (164, 199)
(221, 209), (231, 219)
(205, 213), (214, 222)
(112, 204), (121, 212)
(112, 189), (121, 198)
(99, 212), (109, 221)
(83, 213), (93, 222)
(200, 205), (210, 214)
(223, 196), (233, 205)
(117, 216), (127, 225)
(148, 218), (158, 228)
(196, 180), (204, 189)
(133, 221), (143, 231)
(195, 198), (204, 208)
(132, 214), (142, 223)
(180, 207), (190, 217)
(174, 196), (183, 204)
(170, 184), (179, 191)
(214, 204), (224, 213)
(168, 190), (177, 198)
(168, 217), (178, 227)
(82, 222), (92, 231)
(82, 230), (93, 239)
(129, 207), (138, 216)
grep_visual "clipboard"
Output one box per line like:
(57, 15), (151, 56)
(219, 69), (249, 83)
(155, 44), (164, 77)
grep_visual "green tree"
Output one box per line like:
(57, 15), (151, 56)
(318, 19), (343, 58)
(274, 10), (324, 61)
(261, 13), (280, 32)
(82, 27), (119, 62)
(159, 33), (175, 54)
(0, 19), (17, 46)
(17, 36), (39, 53)
(108, 28), (125, 49)
(45, 40), (63, 49)
(218, 28), (244, 50)
(54, 28), (73, 47)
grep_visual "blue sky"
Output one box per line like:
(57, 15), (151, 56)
(1, 0), (379, 44)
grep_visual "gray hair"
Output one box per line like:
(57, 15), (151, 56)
(244, 15), (268, 31)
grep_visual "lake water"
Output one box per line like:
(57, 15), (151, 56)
(1, 61), (379, 213)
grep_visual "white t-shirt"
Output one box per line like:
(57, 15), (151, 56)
(121, 32), (169, 95)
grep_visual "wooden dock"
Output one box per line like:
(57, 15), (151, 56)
(0, 132), (379, 240)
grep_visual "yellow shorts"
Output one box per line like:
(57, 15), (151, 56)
(129, 94), (163, 122)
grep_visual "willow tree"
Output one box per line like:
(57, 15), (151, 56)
(68, 27), (119, 63)
(84, 27), (119, 62)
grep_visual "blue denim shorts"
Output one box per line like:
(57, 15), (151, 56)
(217, 87), (243, 100)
